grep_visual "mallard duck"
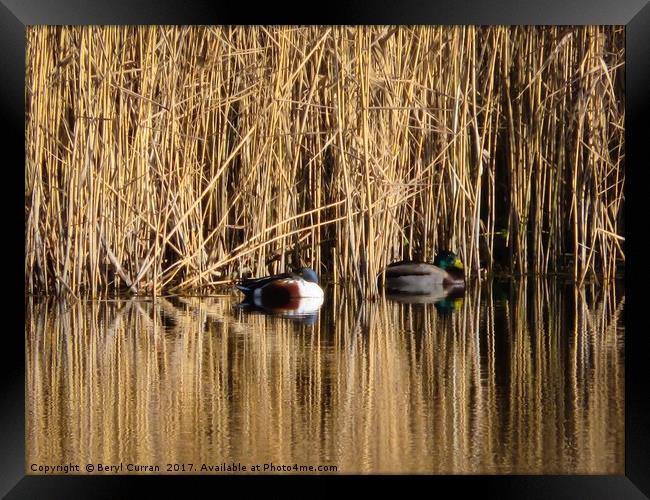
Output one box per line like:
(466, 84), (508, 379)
(382, 250), (465, 294)
(235, 267), (324, 307)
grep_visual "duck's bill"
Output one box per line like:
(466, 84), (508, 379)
(454, 258), (464, 269)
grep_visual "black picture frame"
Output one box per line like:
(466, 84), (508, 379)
(6, 1), (648, 498)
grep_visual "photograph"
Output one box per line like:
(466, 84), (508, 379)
(3, 0), (648, 495)
(23, 24), (626, 476)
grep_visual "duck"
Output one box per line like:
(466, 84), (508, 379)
(382, 250), (465, 294)
(235, 267), (324, 308)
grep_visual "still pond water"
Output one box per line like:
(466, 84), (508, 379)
(26, 278), (623, 474)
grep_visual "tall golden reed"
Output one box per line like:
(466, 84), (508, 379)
(25, 26), (624, 297)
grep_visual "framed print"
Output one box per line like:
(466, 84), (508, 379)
(6, 0), (649, 498)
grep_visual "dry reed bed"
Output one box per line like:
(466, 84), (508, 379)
(26, 281), (624, 473)
(25, 26), (625, 297)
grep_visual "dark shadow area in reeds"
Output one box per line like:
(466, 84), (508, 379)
(25, 26), (624, 297)
(26, 279), (624, 473)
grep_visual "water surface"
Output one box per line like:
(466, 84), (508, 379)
(26, 279), (624, 474)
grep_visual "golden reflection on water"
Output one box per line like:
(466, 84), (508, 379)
(26, 279), (624, 474)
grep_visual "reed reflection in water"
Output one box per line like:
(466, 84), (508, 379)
(26, 279), (623, 474)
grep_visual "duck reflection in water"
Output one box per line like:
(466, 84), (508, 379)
(386, 285), (465, 313)
(234, 267), (324, 324)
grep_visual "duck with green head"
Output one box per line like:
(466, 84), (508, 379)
(382, 250), (465, 294)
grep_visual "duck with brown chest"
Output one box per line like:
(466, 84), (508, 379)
(235, 267), (324, 317)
